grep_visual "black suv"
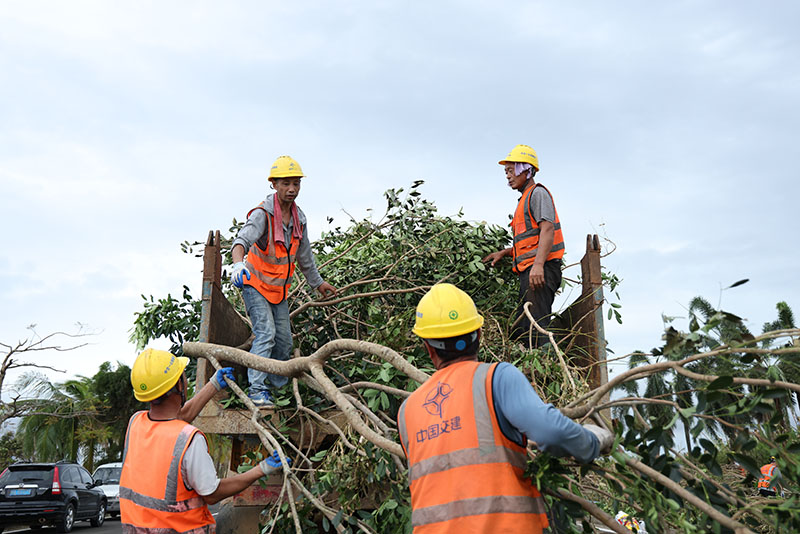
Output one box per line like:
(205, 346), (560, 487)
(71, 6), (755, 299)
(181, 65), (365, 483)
(0, 461), (107, 533)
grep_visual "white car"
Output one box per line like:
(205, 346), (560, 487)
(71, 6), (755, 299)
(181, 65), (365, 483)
(91, 463), (122, 517)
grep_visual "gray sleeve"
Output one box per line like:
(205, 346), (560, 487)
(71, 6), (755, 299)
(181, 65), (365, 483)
(295, 224), (324, 289)
(529, 187), (556, 223)
(232, 208), (267, 252)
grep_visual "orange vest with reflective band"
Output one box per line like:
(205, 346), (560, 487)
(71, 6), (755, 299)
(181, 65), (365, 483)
(397, 361), (548, 533)
(243, 202), (302, 304)
(120, 412), (215, 534)
(758, 463), (776, 489)
(511, 183), (564, 274)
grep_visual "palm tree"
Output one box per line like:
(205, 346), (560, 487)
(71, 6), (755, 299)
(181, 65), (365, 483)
(16, 373), (106, 468)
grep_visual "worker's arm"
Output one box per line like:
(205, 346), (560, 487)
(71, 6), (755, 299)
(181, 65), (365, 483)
(529, 221), (554, 289)
(202, 466), (265, 505)
(772, 467), (785, 495)
(482, 247), (512, 266)
(232, 244), (246, 263)
(231, 206), (269, 263)
(178, 380), (218, 423)
(204, 451), (289, 504)
(528, 186), (556, 289)
(183, 436), (289, 505)
(492, 363), (602, 463)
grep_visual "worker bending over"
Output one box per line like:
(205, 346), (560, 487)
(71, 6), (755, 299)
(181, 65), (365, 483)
(484, 144), (564, 348)
(120, 349), (290, 534)
(397, 284), (612, 533)
(758, 456), (785, 497)
(230, 155), (337, 407)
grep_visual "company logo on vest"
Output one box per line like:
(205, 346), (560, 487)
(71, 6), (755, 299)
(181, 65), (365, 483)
(423, 382), (452, 418)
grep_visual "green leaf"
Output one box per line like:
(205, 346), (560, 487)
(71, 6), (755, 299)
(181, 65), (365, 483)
(706, 376), (733, 390)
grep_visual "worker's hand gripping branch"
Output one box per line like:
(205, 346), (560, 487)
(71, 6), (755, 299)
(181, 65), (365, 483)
(211, 367), (236, 391)
(231, 261), (251, 288)
(259, 450), (291, 476)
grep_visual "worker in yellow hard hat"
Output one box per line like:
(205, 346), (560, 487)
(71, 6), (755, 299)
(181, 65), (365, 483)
(397, 284), (612, 533)
(119, 349), (290, 533)
(230, 155), (337, 407)
(757, 456), (785, 497)
(483, 144), (565, 348)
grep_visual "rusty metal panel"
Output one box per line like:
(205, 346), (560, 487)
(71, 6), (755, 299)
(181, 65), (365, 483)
(551, 234), (608, 391)
(197, 230), (251, 385)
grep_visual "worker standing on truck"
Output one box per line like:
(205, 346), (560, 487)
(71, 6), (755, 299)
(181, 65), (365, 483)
(120, 348), (290, 534)
(230, 155), (337, 407)
(397, 284), (613, 533)
(483, 144), (564, 348)
(757, 456), (785, 497)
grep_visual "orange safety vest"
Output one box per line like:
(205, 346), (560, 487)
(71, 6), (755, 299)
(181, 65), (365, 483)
(758, 463), (776, 489)
(397, 361), (548, 533)
(511, 183), (564, 274)
(120, 411), (215, 534)
(243, 202), (302, 304)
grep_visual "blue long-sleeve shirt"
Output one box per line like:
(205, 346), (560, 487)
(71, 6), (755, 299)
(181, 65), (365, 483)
(492, 362), (600, 463)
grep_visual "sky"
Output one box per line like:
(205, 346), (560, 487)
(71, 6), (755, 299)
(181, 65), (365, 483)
(1, 1), (798, 391)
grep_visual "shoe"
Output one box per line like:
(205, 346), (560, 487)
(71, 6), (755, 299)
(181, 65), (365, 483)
(248, 391), (274, 408)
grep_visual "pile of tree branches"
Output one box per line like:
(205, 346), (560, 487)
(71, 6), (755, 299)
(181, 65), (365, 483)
(135, 183), (800, 534)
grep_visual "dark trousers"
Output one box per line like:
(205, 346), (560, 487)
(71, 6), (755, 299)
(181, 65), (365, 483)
(759, 488), (776, 497)
(513, 259), (562, 348)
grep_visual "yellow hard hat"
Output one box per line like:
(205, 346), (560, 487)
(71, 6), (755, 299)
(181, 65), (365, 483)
(499, 144), (540, 171)
(268, 155), (305, 180)
(130, 348), (189, 402)
(412, 283), (484, 339)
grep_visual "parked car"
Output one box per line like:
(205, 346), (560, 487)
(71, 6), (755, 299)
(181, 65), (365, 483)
(92, 462), (122, 517)
(0, 460), (107, 533)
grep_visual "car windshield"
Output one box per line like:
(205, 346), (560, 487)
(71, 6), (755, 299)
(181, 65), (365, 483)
(0, 467), (52, 486)
(93, 467), (121, 484)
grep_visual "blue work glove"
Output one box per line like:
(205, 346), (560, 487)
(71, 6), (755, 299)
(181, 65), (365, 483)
(231, 262), (251, 288)
(211, 367), (235, 391)
(259, 450), (291, 476)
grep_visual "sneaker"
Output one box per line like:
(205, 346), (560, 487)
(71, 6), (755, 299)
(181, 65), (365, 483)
(248, 391), (274, 408)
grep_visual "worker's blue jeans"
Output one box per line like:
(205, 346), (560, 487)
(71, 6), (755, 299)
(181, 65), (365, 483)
(242, 285), (292, 393)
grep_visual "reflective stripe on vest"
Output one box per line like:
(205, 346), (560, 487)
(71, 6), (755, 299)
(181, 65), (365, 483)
(243, 202), (301, 304)
(120, 412), (215, 534)
(758, 464), (776, 489)
(511, 183), (564, 273)
(397, 362), (548, 533)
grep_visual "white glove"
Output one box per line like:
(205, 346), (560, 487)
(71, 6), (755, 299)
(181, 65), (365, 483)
(231, 262), (251, 288)
(583, 424), (614, 455)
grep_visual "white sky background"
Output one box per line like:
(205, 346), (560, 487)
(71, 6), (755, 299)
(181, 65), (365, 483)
(0, 1), (798, 388)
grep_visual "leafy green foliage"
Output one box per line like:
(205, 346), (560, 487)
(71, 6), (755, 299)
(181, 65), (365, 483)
(14, 362), (144, 472)
(0, 432), (25, 469)
(129, 183), (800, 533)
